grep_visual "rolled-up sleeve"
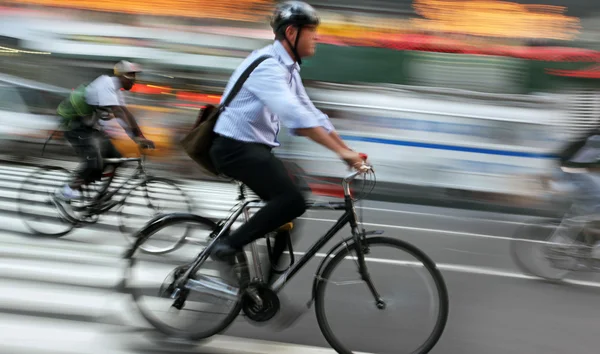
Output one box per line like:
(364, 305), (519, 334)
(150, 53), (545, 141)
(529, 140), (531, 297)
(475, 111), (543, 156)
(298, 85), (335, 133)
(244, 58), (321, 132)
(296, 80), (335, 133)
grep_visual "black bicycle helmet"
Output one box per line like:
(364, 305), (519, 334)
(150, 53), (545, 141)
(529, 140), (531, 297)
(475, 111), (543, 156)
(270, 1), (320, 65)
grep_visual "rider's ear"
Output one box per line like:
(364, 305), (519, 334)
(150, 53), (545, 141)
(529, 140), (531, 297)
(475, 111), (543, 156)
(284, 25), (298, 41)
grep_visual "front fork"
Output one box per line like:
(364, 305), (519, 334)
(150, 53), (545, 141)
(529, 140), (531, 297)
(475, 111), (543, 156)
(306, 229), (386, 310)
(347, 195), (386, 309)
(352, 228), (387, 310)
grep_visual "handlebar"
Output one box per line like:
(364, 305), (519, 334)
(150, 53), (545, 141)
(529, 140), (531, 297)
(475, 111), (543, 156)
(343, 164), (374, 182)
(341, 152), (373, 197)
(103, 145), (152, 165)
(103, 157), (143, 164)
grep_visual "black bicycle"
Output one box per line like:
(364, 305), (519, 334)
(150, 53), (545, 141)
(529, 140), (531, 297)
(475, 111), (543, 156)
(124, 163), (449, 353)
(17, 149), (193, 254)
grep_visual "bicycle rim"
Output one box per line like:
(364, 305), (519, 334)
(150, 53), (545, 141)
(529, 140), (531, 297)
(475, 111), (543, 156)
(119, 177), (193, 254)
(315, 236), (449, 354)
(17, 166), (75, 237)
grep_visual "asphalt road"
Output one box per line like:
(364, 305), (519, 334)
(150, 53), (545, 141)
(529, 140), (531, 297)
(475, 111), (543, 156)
(1, 162), (600, 354)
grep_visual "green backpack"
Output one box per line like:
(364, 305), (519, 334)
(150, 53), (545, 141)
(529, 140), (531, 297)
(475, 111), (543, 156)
(56, 84), (94, 128)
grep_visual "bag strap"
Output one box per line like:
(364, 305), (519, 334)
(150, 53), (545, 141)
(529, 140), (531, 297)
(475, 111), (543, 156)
(220, 55), (272, 110)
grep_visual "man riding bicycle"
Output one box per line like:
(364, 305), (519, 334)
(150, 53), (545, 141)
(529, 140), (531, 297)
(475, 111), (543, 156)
(209, 1), (364, 282)
(53, 60), (155, 218)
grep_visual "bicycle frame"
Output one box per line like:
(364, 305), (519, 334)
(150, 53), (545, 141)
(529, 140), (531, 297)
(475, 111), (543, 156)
(41, 128), (156, 221)
(80, 157), (150, 216)
(173, 167), (384, 303)
(208, 196), (359, 291)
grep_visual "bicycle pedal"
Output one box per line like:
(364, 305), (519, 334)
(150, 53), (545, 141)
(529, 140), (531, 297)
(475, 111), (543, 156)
(172, 301), (185, 310)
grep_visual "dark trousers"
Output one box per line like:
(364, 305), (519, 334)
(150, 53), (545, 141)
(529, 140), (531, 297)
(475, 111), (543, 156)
(209, 135), (307, 277)
(64, 124), (122, 185)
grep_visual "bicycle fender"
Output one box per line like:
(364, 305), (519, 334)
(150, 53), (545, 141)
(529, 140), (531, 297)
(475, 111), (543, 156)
(123, 213), (217, 259)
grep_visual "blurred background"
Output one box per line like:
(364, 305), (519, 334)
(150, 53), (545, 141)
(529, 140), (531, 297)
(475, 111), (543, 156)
(1, 0), (599, 207)
(2, 1), (600, 353)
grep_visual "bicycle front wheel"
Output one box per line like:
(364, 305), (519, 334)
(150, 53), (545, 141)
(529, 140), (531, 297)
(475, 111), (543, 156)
(510, 219), (575, 281)
(119, 177), (193, 254)
(315, 236), (448, 354)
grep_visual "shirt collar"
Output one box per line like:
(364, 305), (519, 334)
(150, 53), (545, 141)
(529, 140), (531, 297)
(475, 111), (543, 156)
(273, 40), (299, 71)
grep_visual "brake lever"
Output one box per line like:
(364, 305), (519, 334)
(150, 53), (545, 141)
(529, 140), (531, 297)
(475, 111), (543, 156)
(347, 152), (370, 172)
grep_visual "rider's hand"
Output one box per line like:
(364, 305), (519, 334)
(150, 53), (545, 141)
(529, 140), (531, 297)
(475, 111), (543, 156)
(134, 137), (155, 150)
(338, 149), (365, 170)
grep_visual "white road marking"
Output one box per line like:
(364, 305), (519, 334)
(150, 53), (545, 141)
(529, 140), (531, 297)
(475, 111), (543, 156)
(0, 312), (371, 354)
(299, 217), (554, 244)
(290, 252), (600, 289)
(201, 335), (373, 354)
(354, 206), (551, 226)
(445, 248), (503, 257)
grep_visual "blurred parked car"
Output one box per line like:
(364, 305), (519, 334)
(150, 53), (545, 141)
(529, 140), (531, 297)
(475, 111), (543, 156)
(0, 73), (68, 140)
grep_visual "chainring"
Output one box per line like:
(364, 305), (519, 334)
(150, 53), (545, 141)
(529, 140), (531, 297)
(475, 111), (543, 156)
(241, 283), (280, 322)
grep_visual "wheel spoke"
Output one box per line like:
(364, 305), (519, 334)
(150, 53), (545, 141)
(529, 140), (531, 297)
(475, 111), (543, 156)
(315, 237), (449, 354)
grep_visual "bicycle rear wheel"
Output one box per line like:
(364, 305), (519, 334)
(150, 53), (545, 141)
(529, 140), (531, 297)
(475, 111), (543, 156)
(315, 236), (448, 354)
(125, 215), (244, 340)
(17, 166), (75, 237)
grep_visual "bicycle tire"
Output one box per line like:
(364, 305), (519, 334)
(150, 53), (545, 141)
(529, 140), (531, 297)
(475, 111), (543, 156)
(315, 236), (449, 354)
(510, 219), (573, 281)
(17, 165), (75, 237)
(124, 215), (244, 340)
(118, 177), (193, 254)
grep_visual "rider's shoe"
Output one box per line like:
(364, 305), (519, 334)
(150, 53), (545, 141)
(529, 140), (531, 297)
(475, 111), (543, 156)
(51, 186), (80, 221)
(209, 239), (248, 288)
(210, 240), (241, 264)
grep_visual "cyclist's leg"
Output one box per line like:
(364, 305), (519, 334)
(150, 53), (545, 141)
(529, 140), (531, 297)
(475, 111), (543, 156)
(209, 136), (307, 257)
(60, 126), (103, 191)
(267, 160), (310, 282)
(53, 126), (103, 217)
(210, 135), (309, 327)
(98, 130), (122, 176)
